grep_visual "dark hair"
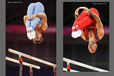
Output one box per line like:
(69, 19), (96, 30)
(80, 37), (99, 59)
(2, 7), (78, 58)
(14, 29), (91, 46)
(33, 36), (43, 44)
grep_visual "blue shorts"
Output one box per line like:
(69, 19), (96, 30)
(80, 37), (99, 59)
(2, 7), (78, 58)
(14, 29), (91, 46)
(26, 2), (44, 30)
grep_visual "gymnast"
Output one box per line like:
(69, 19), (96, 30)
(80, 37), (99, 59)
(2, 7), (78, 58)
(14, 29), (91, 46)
(23, 2), (48, 44)
(72, 7), (104, 53)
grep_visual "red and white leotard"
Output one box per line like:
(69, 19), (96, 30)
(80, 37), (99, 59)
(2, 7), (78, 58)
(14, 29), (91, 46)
(83, 23), (99, 41)
(75, 8), (100, 41)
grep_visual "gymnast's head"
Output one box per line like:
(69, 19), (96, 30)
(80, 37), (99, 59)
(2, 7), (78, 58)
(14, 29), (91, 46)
(88, 41), (97, 53)
(33, 31), (43, 44)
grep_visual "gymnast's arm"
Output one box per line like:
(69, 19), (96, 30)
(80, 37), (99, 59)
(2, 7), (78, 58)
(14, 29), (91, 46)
(81, 29), (86, 41)
(31, 13), (48, 31)
(87, 9), (104, 40)
(23, 15), (31, 26)
(74, 13), (79, 19)
(23, 15), (27, 25)
(87, 9), (102, 24)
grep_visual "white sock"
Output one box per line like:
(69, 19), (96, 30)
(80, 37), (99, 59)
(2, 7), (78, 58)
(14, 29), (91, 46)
(71, 30), (81, 38)
(27, 27), (36, 40)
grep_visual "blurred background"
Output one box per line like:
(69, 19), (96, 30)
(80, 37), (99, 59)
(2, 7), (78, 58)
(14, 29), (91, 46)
(63, 2), (109, 72)
(6, 0), (56, 76)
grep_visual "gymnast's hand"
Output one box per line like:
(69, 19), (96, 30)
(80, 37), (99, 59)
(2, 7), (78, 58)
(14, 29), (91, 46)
(31, 14), (37, 20)
(74, 13), (79, 19)
(85, 8), (90, 13)
(26, 16), (31, 20)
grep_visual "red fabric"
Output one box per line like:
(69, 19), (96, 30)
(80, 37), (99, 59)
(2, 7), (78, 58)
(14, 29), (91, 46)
(83, 24), (97, 40)
(73, 8), (99, 30)
(73, 16), (95, 30)
(29, 68), (33, 73)
(53, 68), (56, 73)
(19, 57), (23, 64)
(41, 27), (44, 32)
(90, 8), (99, 16)
(67, 65), (71, 70)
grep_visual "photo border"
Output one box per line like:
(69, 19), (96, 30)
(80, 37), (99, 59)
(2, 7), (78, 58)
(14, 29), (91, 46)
(0, 0), (6, 76)
(57, 0), (114, 76)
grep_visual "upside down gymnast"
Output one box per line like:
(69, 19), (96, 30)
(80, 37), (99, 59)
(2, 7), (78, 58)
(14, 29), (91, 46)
(23, 2), (48, 44)
(72, 7), (104, 53)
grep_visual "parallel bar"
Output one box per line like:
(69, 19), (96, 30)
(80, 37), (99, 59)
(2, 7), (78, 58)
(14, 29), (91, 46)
(63, 58), (109, 72)
(6, 57), (40, 70)
(8, 48), (56, 67)
(6, 56), (78, 72)
(7, 48), (79, 72)
(63, 68), (79, 72)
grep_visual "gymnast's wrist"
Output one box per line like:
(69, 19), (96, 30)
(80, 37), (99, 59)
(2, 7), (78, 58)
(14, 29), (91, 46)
(75, 14), (79, 19)
(31, 14), (37, 20)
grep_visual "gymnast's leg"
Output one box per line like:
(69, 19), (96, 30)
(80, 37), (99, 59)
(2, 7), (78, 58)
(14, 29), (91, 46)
(72, 8), (99, 38)
(25, 3), (35, 30)
(25, 2), (45, 40)
(25, 2), (44, 29)
(25, 3), (37, 40)
(30, 2), (44, 29)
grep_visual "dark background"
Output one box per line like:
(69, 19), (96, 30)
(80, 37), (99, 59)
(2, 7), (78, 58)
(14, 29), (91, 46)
(63, 2), (109, 72)
(6, 0), (56, 76)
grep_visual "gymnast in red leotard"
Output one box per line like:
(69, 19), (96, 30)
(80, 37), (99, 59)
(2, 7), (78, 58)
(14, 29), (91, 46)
(72, 7), (104, 53)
